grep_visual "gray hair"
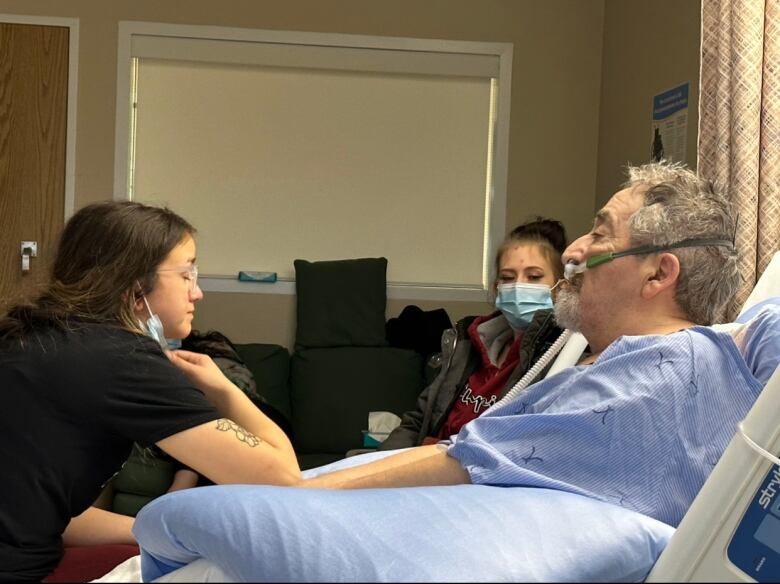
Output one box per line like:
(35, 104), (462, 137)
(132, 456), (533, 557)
(624, 161), (739, 325)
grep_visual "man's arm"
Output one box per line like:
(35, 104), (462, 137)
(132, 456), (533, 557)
(302, 444), (471, 489)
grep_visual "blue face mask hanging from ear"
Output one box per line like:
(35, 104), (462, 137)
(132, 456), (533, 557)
(139, 293), (181, 350)
(140, 294), (166, 349)
(495, 282), (553, 331)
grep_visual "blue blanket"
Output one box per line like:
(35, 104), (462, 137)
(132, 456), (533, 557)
(134, 473), (673, 582)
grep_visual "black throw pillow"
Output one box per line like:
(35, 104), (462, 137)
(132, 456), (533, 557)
(294, 257), (388, 350)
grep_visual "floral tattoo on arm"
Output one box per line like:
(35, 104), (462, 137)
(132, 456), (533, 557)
(216, 419), (263, 447)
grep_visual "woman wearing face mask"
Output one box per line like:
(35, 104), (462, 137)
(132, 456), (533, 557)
(0, 201), (300, 583)
(379, 217), (566, 451)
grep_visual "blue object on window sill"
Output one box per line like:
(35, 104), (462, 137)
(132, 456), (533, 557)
(238, 271), (278, 283)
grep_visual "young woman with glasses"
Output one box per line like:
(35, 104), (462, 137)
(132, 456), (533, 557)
(0, 201), (299, 582)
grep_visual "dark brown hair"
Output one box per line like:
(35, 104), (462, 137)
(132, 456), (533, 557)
(494, 216), (568, 284)
(0, 201), (194, 341)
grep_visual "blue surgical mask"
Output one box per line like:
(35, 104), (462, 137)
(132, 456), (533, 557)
(140, 294), (180, 350)
(140, 295), (166, 349)
(495, 282), (553, 331)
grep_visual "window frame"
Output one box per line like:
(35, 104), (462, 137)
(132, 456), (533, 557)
(113, 21), (513, 301)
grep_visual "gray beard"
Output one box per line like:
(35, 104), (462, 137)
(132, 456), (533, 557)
(554, 287), (582, 332)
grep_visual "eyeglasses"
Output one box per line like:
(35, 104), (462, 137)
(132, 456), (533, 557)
(157, 264), (199, 293)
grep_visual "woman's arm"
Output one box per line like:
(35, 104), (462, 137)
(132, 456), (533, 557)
(62, 507), (135, 547)
(157, 415), (300, 485)
(302, 444), (470, 489)
(158, 350), (300, 485)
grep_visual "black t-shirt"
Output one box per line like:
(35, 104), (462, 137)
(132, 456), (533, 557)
(0, 323), (221, 581)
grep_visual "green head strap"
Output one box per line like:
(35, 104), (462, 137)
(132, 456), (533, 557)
(585, 237), (737, 269)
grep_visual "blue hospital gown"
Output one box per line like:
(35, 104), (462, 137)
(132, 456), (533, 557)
(447, 306), (780, 527)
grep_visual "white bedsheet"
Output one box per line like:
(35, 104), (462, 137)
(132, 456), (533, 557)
(92, 554), (230, 583)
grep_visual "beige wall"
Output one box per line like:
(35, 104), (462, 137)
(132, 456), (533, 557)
(595, 0), (701, 210)
(2, 0), (704, 349)
(1, 0), (607, 348)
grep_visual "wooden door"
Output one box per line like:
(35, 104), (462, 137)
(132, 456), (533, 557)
(0, 23), (68, 313)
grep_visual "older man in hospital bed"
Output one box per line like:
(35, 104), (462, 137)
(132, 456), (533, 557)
(99, 162), (780, 582)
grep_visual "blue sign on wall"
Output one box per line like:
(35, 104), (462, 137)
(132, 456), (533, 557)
(652, 83), (689, 120)
(650, 82), (689, 163)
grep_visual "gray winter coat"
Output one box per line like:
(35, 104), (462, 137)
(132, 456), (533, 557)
(379, 308), (563, 450)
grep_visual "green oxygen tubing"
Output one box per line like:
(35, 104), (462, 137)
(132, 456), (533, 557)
(564, 237), (736, 280)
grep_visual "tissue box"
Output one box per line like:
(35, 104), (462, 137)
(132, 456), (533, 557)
(362, 430), (391, 448)
(361, 411), (402, 447)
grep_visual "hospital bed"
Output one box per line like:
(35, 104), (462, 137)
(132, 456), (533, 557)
(94, 252), (780, 582)
(645, 251), (780, 583)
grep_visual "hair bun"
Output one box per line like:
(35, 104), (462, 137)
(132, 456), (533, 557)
(509, 216), (567, 253)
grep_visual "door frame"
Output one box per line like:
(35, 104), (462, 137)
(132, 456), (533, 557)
(0, 14), (79, 219)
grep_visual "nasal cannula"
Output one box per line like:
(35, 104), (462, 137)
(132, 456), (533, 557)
(550, 236), (736, 292)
